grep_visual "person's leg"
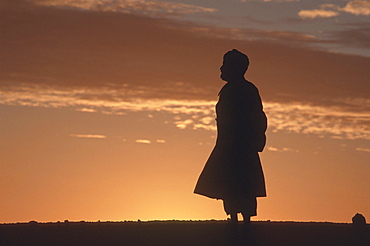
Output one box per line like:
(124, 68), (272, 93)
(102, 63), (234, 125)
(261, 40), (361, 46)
(241, 197), (257, 224)
(230, 212), (238, 224)
(223, 199), (238, 223)
(241, 212), (250, 225)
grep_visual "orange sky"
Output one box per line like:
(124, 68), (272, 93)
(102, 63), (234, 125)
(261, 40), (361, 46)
(1, 0), (369, 223)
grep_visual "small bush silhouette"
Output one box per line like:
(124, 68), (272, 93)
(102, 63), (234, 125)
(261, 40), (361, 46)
(352, 213), (366, 226)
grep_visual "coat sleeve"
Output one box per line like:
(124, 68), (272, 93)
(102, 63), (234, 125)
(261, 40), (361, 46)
(246, 86), (267, 152)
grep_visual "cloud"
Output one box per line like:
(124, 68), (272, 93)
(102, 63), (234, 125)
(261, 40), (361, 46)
(2, 0), (369, 100)
(299, 1), (370, 19)
(1, 0), (369, 141)
(267, 146), (279, 151)
(328, 23), (370, 49)
(1, 84), (369, 140)
(69, 134), (107, 139)
(341, 1), (370, 16)
(298, 9), (339, 19)
(174, 119), (195, 130)
(267, 146), (299, 152)
(265, 101), (370, 140)
(241, 0), (299, 2)
(77, 108), (98, 113)
(135, 139), (151, 144)
(356, 147), (370, 153)
(33, 0), (217, 17)
(190, 26), (319, 44)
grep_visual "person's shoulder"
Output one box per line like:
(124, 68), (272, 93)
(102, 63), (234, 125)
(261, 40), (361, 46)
(245, 80), (258, 90)
(243, 81), (260, 95)
(219, 81), (259, 96)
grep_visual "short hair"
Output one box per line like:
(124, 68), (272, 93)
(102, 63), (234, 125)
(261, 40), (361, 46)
(223, 49), (249, 73)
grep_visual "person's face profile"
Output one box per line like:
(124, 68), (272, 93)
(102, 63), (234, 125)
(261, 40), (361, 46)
(220, 59), (236, 82)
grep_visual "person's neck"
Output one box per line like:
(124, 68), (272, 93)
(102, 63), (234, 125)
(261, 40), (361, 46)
(227, 77), (246, 83)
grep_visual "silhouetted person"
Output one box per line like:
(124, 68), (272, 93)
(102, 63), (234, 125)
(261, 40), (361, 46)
(194, 49), (267, 225)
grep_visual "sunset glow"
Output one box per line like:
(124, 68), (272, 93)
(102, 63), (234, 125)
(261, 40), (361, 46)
(1, 0), (369, 224)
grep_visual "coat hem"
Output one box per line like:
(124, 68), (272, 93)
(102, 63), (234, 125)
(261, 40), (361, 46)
(194, 191), (267, 200)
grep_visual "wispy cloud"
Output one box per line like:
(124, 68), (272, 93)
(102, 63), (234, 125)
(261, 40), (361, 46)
(329, 22), (370, 50)
(341, 1), (370, 16)
(299, 1), (370, 19)
(265, 102), (370, 140)
(69, 134), (107, 139)
(33, 0), (217, 17)
(1, 1), (369, 141)
(77, 108), (98, 113)
(1, 84), (369, 140)
(135, 139), (151, 144)
(241, 0), (300, 2)
(189, 26), (319, 44)
(298, 9), (339, 19)
(356, 147), (370, 153)
(135, 139), (166, 143)
(267, 146), (299, 152)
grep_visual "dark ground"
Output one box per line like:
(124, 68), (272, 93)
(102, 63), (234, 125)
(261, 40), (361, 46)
(1, 220), (369, 246)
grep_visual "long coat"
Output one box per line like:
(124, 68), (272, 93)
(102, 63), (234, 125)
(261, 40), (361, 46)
(194, 81), (267, 200)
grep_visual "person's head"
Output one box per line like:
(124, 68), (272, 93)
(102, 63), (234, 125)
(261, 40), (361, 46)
(220, 49), (249, 82)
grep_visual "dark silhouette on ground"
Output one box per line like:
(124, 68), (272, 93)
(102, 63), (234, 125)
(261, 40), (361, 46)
(353, 213), (367, 227)
(194, 49), (267, 225)
(1, 220), (369, 246)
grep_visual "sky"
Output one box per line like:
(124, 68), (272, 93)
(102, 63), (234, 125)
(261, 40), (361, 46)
(0, 0), (369, 223)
